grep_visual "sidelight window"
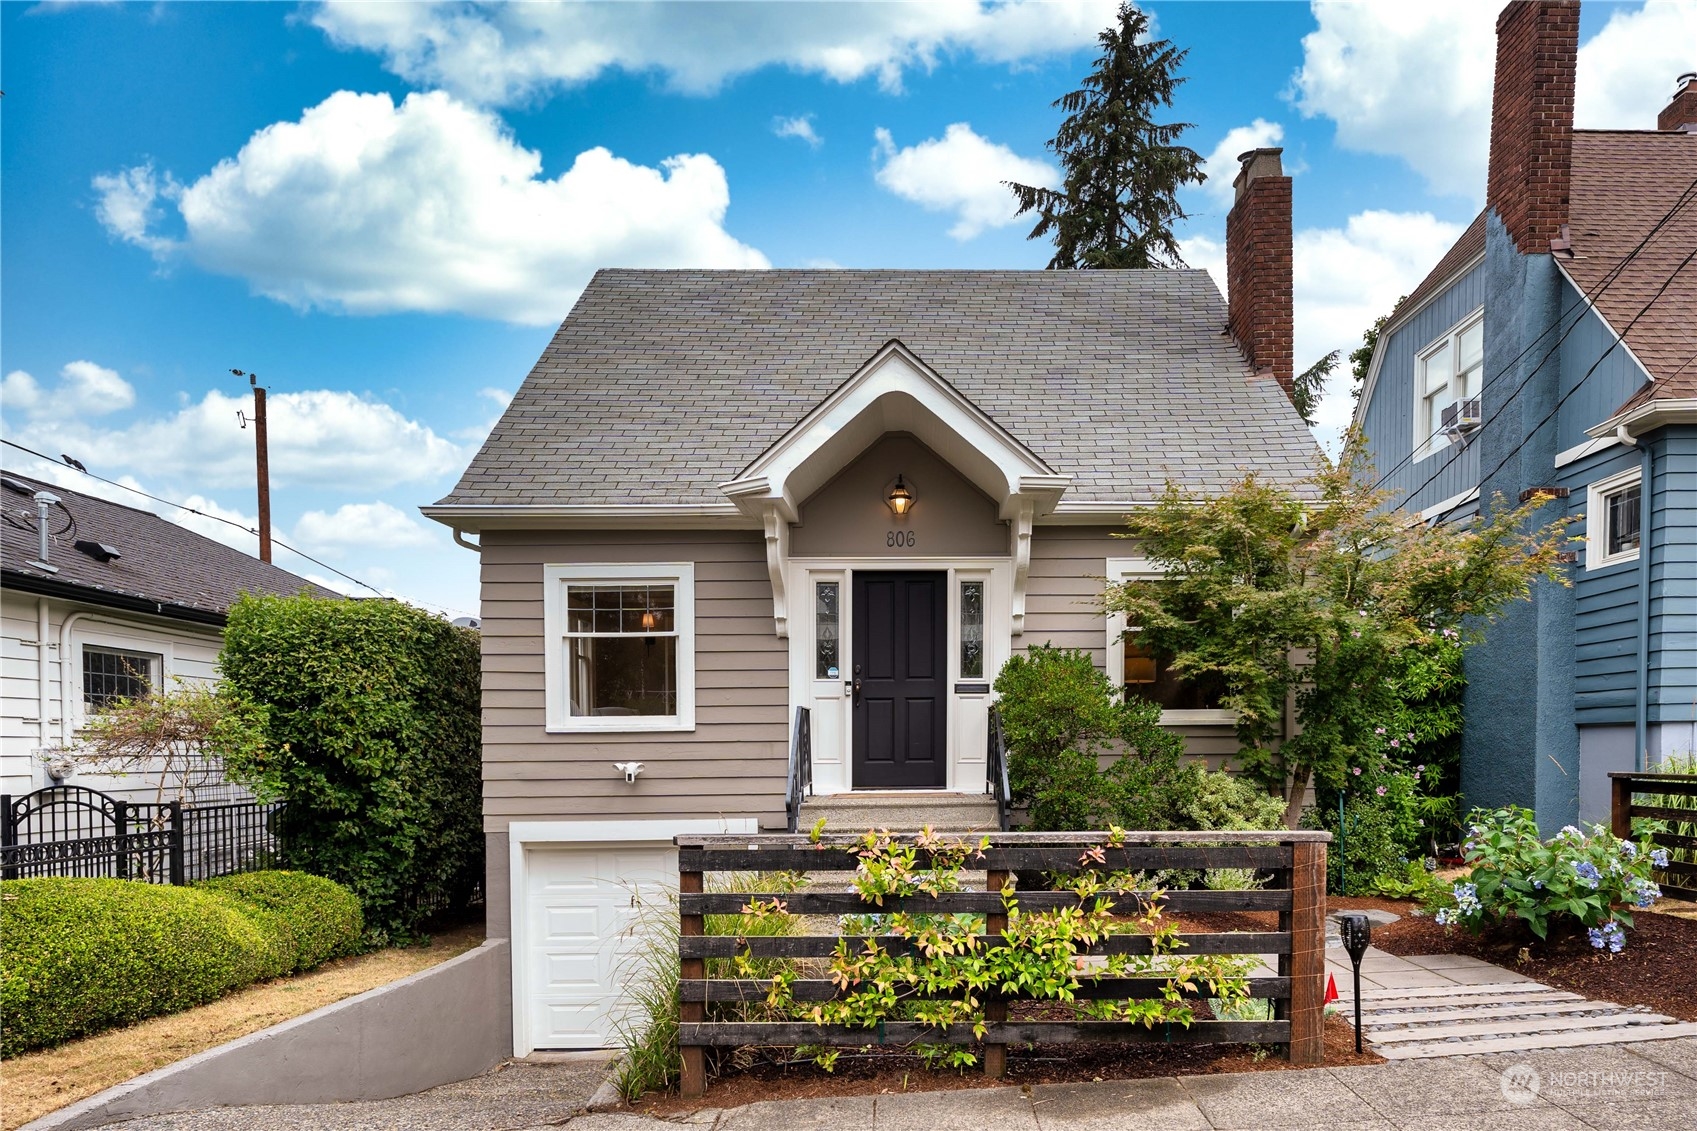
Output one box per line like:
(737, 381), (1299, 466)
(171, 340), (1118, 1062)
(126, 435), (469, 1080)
(959, 580), (985, 678)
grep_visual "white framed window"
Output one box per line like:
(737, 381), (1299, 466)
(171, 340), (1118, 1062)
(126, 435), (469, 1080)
(1414, 309), (1484, 461)
(1104, 558), (1231, 723)
(542, 563), (695, 732)
(82, 645), (161, 710)
(1585, 467), (1643, 570)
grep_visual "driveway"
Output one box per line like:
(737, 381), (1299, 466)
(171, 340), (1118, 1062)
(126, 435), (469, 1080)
(78, 1038), (1697, 1131)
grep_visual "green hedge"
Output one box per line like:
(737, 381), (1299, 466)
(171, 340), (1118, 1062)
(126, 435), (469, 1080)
(218, 594), (482, 943)
(197, 871), (363, 972)
(0, 871), (362, 1057)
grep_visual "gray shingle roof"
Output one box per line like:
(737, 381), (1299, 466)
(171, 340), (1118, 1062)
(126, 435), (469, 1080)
(440, 270), (1320, 508)
(2, 469), (337, 620)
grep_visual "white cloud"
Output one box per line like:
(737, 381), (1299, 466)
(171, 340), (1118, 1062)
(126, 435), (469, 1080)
(1575, 2), (1697, 130)
(5, 362), (463, 491)
(94, 90), (768, 325)
(773, 114), (823, 148)
(1290, 2), (1495, 200)
(873, 123), (1055, 241)
(1179, 233), (1225, 292)
(1198, 120), (1284, 210)
(1291, 1), (1696, 202)
(294, 501), (437, 554)
(2, 361), (135, 419)
(171, 494), (261, 556)
(310, 0), (1122, 104)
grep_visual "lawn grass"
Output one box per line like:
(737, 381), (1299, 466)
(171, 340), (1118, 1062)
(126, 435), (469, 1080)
(2, 921), (484, 1130)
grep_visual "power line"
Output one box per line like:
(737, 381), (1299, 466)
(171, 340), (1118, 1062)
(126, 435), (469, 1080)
(1, 437), (474, 621)
(1366, 173), (1697, 494)
(1424, 239), (1697, 526)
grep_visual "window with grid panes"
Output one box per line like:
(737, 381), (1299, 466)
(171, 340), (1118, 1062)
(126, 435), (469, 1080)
(1417, 313), (1483, 457)
(83, 646), (159, 709)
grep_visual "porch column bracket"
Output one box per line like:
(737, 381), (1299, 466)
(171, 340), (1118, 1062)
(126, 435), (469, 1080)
(763, 503), (790, 639)
(1009, 498), (1035, 637)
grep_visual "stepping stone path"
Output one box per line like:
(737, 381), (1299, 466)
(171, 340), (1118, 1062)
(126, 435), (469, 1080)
(1325, 910), (1697, 1058)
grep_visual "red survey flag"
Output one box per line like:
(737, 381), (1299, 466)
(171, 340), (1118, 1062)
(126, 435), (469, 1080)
(1325, 974), (1339, 1004)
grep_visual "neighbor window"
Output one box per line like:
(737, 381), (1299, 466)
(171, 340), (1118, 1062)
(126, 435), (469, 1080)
(83, 646), (159, 709)
(1105, 559), (1228, 718)
(543, 563), (695, 731)
(1416, 311), (1483, 459)
(1586, 467), (1643, 570)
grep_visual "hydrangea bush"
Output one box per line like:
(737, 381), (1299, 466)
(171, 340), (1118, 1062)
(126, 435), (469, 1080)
(1435, 806), (1665, 951)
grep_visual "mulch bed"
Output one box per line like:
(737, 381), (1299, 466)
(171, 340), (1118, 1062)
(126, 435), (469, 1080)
(1366, 903), (1697, 1022)
(624, 1014), (1376, 1116)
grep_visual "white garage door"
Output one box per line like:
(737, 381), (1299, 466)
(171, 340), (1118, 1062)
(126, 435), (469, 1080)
(523, 843), (676, 1050)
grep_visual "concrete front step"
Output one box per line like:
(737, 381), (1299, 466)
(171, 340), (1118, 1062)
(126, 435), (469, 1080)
(799, 791), (1000, 833)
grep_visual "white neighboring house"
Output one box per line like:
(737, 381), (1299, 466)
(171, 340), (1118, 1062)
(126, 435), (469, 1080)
(1, 469), (334, 802)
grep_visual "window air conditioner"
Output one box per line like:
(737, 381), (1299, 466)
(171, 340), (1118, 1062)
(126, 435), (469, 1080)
(1440, 396), (1483, 439)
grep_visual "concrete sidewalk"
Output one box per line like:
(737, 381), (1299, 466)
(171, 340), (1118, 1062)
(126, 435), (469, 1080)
(89, 1037), (1697, 1130)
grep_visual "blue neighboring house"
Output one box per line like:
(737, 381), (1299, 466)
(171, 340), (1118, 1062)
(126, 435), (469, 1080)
(1354, 1), (1697, 829)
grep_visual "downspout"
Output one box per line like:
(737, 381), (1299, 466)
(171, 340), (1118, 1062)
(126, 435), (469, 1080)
(58, 611), (90, 748)
(451, 527), (481, 553)
(1633, 435), (1653, 771)
(36, 599), (52, 758)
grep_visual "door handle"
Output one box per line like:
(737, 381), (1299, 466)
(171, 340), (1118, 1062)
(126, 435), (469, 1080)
(852, 665), (863, 705)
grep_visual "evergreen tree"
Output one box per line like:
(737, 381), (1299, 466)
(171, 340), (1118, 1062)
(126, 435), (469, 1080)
(1006, 3), (1204, 269)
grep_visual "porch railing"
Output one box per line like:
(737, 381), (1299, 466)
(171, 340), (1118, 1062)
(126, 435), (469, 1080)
(675, 830), (1330, 1098)
(986, 706), (1011, 831)
(784, 706), (812, 834)
(1610, 771), (1697, 900)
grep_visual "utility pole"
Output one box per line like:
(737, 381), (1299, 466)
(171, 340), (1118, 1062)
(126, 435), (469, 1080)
(232, 369), (272, 563)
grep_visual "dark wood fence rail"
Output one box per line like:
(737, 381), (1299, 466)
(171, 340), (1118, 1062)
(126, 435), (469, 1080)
(675, 830), (1329, 1098)
(1611, 771), (1697, 900)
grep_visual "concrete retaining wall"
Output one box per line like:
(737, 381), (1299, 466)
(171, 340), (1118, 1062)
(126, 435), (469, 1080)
(24, 939), (512, 1131)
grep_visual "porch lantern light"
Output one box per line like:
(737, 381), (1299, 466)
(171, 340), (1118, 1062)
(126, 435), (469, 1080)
(641, 608), (658, 631)
(887, 475), (915, 516)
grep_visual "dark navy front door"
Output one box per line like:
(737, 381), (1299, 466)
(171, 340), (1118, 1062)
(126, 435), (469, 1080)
(851, 571), (947, 789)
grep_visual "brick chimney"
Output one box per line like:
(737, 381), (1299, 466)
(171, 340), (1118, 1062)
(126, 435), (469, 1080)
(1660, 72), (1697, 132)
(1486, 1), (1579, 255)
(1225, 147), (1293, 397)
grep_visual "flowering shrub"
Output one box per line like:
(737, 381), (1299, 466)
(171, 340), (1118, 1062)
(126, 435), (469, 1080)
(1434, 806), (1664, 949)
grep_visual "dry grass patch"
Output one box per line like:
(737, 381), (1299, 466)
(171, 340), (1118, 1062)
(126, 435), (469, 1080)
(2, 921), (483, 1130)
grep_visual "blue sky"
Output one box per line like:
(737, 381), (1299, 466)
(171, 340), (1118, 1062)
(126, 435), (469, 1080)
(3, 1), (1690, 617)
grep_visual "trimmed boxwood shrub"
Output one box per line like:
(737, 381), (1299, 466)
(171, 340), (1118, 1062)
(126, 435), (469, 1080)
(0, 871), (361, 1057)
(198, 871), (363, 972)
(218, 594), (482, 943)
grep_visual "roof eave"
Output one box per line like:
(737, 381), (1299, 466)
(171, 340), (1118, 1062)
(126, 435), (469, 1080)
(421, 503), (758, 534)
(1, 570), (229, 627)
(1586, 397), (1697, 441)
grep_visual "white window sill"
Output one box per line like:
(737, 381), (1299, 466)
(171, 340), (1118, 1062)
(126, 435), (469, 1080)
(1158, 709), (1238, 726)
(1586, 549), (1640, 572)
(546, 720), (696, 735)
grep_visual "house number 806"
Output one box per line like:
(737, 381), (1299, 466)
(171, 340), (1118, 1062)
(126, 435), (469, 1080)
(887, 530), (916, 548)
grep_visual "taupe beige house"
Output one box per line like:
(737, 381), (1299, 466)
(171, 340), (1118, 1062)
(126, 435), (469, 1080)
(425, 149), (1317, 1054)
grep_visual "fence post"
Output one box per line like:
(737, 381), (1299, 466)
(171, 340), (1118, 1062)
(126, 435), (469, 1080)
(1285, 839), (1326, 1065)
(1, 794), (15, 881)
(679, 867), (706, 1099)
(983, 868), (1009, 1079)
(168, 801), (185, 886)
(1610, 774), (1633, 840)
(114, 801), (130, 881)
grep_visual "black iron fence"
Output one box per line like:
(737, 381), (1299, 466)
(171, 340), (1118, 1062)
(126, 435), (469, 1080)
(0, 785), (284, 884)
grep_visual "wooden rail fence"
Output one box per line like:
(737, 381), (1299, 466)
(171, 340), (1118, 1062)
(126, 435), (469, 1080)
(1611, 771), (1697, 900)
(675, 830), (1329, 1098)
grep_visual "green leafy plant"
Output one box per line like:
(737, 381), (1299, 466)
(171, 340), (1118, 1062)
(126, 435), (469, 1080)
(993, 646), (1196, 831)
(0, 871), (362, 1056)
(1633, 753), (1696, 891)
(1107, 446), (1574, 827)
(609, 872), (807, 1102)
(67, 679), (268, 805)
(1180, 771), (1287, 832)
(1433, 807), (1664, 949)
(218, 594), (482, 944)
